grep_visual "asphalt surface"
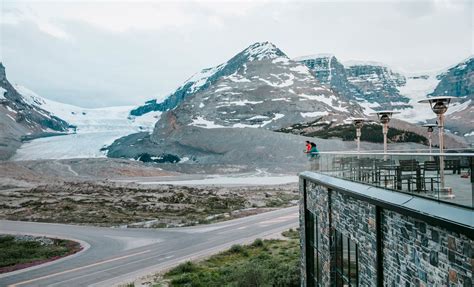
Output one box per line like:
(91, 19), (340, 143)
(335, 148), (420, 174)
(0, 206), (299, 287)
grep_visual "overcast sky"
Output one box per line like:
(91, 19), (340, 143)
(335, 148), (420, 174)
(1, 0), (472, 108)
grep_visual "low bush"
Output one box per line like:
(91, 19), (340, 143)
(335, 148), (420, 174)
(163, 230), (300, 286)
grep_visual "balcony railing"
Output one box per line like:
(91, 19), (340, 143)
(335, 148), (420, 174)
(309, 151), (473, 209)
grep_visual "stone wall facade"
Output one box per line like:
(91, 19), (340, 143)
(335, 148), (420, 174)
(300, 179), (332, 286)
(383, 210), (473, 287)
(331, 191), (378, 285)
(300, 177), (473, 286)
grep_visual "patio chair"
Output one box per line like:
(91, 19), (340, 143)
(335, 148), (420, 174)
(421, 161), (440, 192)
(397, 159), (421, 192)
(373, 159), (396, 188)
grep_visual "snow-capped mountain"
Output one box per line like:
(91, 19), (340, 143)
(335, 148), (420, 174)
(295, 55), (411, 111)
(107, 42), (368, 163)
(0, 63), (71, 159)
(296, 54), (473, 138)
(13, 85), (160, 134)
(430, 57), (472, 99)
(0, 62), (161, 160)
(396, 57), (473, 138)
(0, 63), (70, 133)
(151, 42), (363, 133)
(9, 86), (161, 161)
(130, 42), (288, 116)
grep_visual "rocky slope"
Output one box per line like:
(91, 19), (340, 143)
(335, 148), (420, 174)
(108, 42), (437, 165)
(0, 63), (71, 159)
(297, 54), (473, 140)
(430, 57), (473, 100)
(130, 42), (288, 116)
(295, 55), (411, 111)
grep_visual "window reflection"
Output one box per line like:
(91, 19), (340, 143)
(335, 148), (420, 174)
(306, 209), (323, 286)
(335, 230), (359, 286)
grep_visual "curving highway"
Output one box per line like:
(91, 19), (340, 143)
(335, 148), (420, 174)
(0, 206), (299, 287)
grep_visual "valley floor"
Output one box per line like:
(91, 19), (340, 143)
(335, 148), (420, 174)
(0, 158), (299, 227)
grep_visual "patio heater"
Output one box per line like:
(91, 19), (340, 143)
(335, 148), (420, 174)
(422, 123), (437, 154)
(418, 96), (456, 198)
(351, 117), (368, 153)
(372, 111), (399, 159)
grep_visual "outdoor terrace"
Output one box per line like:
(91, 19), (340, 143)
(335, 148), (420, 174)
(310, 151), (473, 209)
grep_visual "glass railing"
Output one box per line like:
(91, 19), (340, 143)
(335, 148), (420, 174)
(308, 151), (473, 209)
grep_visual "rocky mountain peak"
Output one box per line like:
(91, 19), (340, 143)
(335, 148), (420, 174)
(430, 56), (473, 100)
(296, 55), (411, 111)
(130, 41), (289, 116)
(242, 42), (287, 61)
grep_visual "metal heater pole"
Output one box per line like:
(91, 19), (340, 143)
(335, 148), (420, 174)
(383, 123), (388, 160)
(356, 128), (361, 153)
(428, 133), (432, 153)
(438, 114), (445, 191)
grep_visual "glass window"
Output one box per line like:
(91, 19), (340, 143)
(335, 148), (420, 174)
(306, 209), (323, 286)
(343, 236), (349, 276)
(349, 240), (358, 286)
(335, 230), (359, 286)
(305, 210), (315, 287)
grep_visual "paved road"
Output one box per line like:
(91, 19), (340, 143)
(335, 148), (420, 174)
(0, 206), (299, 287)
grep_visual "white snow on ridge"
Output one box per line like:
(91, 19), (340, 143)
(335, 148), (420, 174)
(289, 65), (311, 75)
(248, 115), (270, 120)
(14, 85), (160, 133)
(396, 72), (441, 123)
(358, 100), (381, 114)
(187, 64), (225, 93)
(215, 86), (231, 92)
(244, 42), (284, 61)
(258, 73), (294, 88)
(301, 111), (328, 118)
(342, 59), (391, 68)
(217, 99), (264, 107)
(271, 98), (291, 102)
(298, 94), (348, 112)
(190, 116), (225, 129)
(227, 74), (251, 83)
(293, 53), (334, 61)
(272, 57), (290, 65)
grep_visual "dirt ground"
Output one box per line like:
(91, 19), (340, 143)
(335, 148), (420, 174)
(0, 159), (298, 227)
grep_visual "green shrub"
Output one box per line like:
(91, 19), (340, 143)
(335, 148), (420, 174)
(251, 238), (264, 248)
(229, 244), (244, 254)
(168, 261), (199, 275)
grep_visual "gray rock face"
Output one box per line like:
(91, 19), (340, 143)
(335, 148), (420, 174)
(430, 57), (473, 100)
(110, 43), (469, 166)
(426, 57), (473, 140)
(295, 55), (411, 110)
(151, 57), (362, 134)
(130, 42), (288, 116)
(0, 63), (70, 159)
(109, 43), (369, 166)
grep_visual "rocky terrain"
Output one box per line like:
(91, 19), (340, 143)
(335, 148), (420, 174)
(0, 63), (71, 159)
(295, 55), (411, 110)
(296, 54), (473, 139)
(108, 43), (469, 165)
(0, 158), (299, 227)
(0, 181), (298, 227)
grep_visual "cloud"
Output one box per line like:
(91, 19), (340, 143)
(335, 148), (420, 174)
(1, 0), (267, 39)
